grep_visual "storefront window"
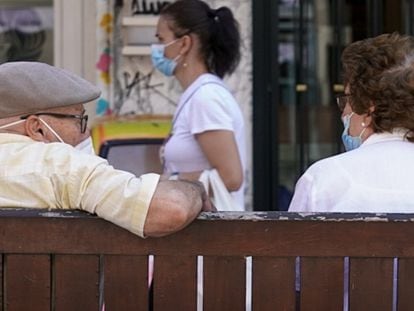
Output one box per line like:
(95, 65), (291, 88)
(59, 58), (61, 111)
(0, 0), (53, 64)
(253, 0), (411, 210)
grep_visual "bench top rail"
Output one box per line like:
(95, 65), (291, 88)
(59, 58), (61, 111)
(1, 209), (414, 310)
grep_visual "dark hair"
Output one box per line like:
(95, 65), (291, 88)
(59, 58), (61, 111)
(160, 0), (240, 78)
(342, 32), (414, 141)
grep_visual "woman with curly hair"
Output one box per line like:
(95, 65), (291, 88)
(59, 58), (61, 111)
(289, 32), (414, 212)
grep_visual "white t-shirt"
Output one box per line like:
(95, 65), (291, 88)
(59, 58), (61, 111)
(289, 129), (414, 213)
(163, 73), (246, 210)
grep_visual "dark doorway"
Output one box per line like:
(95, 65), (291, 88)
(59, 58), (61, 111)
(253, 0), (411, 211)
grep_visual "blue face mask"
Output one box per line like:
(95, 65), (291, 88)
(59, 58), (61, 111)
(341, 112), (366, 151)
(151, 39), (181, 77)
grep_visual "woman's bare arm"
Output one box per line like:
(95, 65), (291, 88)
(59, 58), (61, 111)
(160, 130), (243, 192)
(195, 130), (243, 191)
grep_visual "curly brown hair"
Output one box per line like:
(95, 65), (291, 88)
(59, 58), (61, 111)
(341, 33), (414, 141)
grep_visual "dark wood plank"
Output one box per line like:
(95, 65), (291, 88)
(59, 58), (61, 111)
(203, 256), (245, 311)
(54, 255), (99, 311)
(104, 255), (148, 311)
(153, 255), (197, 311)
(0, 254), (3, 311)
(5, 254), (50, 311)
(397, 258), (414, 311)
(349, 257), (393, 311)
(252, 256), (296, 311)
(300, 257), (344, 311)
(4, 212), (414, 258)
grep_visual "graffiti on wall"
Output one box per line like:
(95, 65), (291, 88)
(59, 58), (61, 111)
(116, 68), (176, 114)
(95, 0), (179, 116)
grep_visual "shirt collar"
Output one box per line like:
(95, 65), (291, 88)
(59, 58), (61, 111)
(0, 133), (34, 144)
(179, 73), (221, 106)
(361, 128), (409, 147)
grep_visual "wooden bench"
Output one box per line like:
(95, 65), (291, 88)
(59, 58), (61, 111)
(1, 209), (414, 310)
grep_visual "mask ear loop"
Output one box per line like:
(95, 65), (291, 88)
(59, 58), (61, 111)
(358, 127), (367, 139)
(38, 117), (65, 143)
(359, 118), (369, 139)
(0, 119), (26, 130)
(167, 37), (186, 64)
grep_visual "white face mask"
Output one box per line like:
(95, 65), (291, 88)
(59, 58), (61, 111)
(39, 117), (95, 155)
(75, 137), (95, 155)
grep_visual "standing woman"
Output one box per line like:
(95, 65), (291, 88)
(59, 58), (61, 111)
(152, 0), (246, 210)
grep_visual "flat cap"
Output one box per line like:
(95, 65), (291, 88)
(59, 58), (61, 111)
(0, 61), (101, 118)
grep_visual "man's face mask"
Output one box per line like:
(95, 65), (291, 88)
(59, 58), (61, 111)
(151, 38), (182, 77)
(341, 112), (366, 151)
(39, 117), (95, 155)
(74, 136), (95, 155)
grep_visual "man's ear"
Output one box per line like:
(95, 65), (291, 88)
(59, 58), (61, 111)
(24, 116), (48, 142)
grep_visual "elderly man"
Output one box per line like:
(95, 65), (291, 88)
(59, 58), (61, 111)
(0, 61), (214, 237)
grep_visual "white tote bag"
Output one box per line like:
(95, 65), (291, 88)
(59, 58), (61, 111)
(198, 169), (239, 211)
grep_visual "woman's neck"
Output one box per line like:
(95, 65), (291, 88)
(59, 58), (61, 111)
(176, 62), (209, 90)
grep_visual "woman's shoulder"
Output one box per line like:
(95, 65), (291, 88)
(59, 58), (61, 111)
(193, 74), (228, 92)
(305, 151), (352, 176)
(191, 74), (235, 101)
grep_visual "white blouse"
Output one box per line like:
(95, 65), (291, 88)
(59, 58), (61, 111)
(289, 129), (414, 213)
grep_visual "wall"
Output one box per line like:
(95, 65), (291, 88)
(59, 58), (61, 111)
(209, 0), (253, 209)
(55, 0), (253, 209)
(54, 0), (98, 119)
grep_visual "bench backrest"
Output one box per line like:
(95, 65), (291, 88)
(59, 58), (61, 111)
(1, 209), (414, 310)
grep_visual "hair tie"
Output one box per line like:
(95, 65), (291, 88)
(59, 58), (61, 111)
(207, 9), (219, 22)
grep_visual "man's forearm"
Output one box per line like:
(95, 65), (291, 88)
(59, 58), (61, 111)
(143, 180), (208, 237)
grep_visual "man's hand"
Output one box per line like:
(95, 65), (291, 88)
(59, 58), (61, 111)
(198, 182), (216, 212)
(177, 180), (216, 212)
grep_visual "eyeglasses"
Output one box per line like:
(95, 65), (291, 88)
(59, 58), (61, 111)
(335, 94), (352, 111)
(20, 112), (89, 133)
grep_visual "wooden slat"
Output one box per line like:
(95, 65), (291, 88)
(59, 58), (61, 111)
(300, 257), (344, 311)
(0, 254), (3, 311)
(104, 255), (148, 311)
(5, 254), (50, 311)
(397, 258), (414, 310)
(349, 258), (393, 311)
(203, 256), (245, 311)
(153, 255), (197, 311)
(54, 255), (99, 311)
(252, 256), (296, 311)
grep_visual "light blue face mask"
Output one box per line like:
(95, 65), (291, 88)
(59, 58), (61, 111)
(151, 39), (181, 77)
(341, 112), (366, 151)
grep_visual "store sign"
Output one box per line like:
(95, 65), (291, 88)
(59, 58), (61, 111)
(131, 0), (172, 15)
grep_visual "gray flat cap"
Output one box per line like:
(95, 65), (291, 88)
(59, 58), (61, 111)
(0, 61), (101, 118)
